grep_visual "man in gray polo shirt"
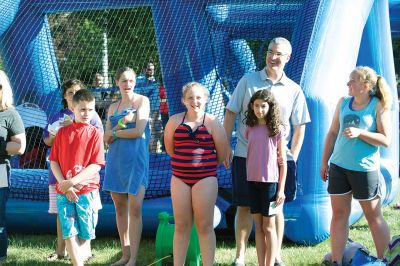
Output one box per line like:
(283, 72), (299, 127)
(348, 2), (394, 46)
(224, 37), (310, 266)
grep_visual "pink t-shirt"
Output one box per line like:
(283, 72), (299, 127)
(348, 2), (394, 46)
(245, 125), (283, 183)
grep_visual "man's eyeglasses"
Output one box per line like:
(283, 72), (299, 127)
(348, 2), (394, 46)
(267, 50), (287, 58)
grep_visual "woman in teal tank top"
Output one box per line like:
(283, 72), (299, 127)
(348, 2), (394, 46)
(320, 66), (392, 264)
(103, 67), (150, 266)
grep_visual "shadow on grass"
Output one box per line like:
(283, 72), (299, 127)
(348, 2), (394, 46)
(350, 224), (369, 231)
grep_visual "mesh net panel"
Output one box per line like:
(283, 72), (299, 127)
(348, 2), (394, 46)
(1, 1), (307, 203)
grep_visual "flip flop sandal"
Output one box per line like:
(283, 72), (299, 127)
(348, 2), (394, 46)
(47, 253), (68, 261)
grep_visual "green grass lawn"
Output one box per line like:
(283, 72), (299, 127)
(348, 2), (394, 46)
(4, 195), (400, 265)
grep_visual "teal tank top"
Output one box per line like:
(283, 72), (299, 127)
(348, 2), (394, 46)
(330, 96), (380, 172)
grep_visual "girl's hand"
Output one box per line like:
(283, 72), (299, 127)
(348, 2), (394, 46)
(114, 111), (135, 130)
(320, 163), (329, 182)
(104, 129), (114, 144)
(58, 179), (74, 194)
(343, 127), (361, 139)
(276, 190), (285, 206)
(277, 155), (284, 166)
(123, 110), (135, 124)
(59, 117), (73, 127)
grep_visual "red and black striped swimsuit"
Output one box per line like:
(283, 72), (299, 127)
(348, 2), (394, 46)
(171, 113), (217, 186)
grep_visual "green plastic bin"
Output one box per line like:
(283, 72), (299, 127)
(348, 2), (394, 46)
(155, 212), (201, 266)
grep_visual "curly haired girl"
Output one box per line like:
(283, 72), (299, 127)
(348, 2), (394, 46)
(244, 89), (287, 266)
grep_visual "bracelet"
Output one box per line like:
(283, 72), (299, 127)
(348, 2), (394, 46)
(118, 118), (127, 129)
(112, 129), (117, 141)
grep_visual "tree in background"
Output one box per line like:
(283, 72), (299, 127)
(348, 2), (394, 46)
(48, 8), (159, 87)
(393, 38), (400, 87)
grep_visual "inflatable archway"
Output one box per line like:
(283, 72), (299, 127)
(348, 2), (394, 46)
(0, 0), (398, 244)
(390, 0), (400, 37)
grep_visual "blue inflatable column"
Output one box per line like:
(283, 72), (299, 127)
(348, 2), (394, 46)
(283, 0), (374, 244)
(152, 1), (225, 119)
(0, 0), (24, 100)
(357, 0), (399, 205)
(212, 31), (256, 102)
(0, 2), (61, 114)
(0, 1), (21, 37)
(210, 29), (232, 104)
(229, 40), (256, 81)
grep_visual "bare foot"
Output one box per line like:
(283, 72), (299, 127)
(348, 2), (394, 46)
(56, 248), (68, 257)
(110, 256), (130, 266)
(47, 252), (68, 261)
(124, 258), (136, 266)
(83, 253), (95, 263)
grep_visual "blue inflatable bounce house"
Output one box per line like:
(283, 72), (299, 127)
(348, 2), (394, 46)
(0, 0), (398, 245)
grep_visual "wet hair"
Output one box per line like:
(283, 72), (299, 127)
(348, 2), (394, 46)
(353, 66), (392, 109)
(72, 89), (95, 105)
(115, 67), (136, 81)
(181, 81), (210, 100)
(244, 89), (282, 137)
(0, 70), (14, 110)
(61, 79), (85, 109)
(268, 37), (292, 55)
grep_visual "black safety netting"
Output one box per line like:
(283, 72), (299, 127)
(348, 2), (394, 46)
(0, 0), (309, 203)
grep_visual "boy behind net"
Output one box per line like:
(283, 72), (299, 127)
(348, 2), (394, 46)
(49, 89), (105, 266)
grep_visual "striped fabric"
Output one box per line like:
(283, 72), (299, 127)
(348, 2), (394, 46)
(384, 235), (400, 266)
(48, 185), (58, 214)
(172, 116), (217, 185)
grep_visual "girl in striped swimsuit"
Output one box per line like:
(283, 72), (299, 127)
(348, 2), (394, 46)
(164, 82), (228, 266)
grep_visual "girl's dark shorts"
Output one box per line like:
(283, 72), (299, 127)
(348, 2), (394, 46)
(232, 156), (297, 206)
(247, 181), (277, 217)
(328, 163), (381, 200)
